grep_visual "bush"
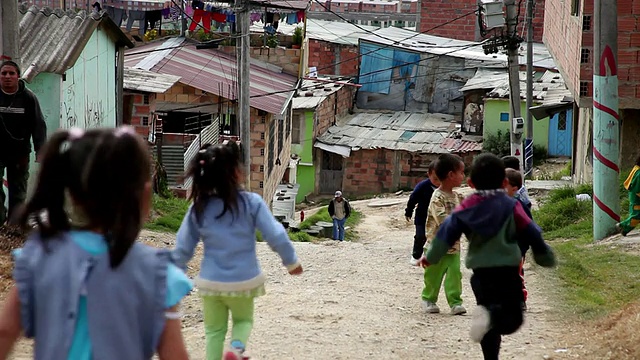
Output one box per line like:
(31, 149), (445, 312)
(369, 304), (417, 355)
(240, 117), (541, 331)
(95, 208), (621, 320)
(532, 145), (548, 166)
(289, 231), (312, 242)
(483, 130), (510, 158)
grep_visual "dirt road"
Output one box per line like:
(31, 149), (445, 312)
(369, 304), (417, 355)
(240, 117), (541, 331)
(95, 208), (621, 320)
(7, 195), (578, 359)
(148, 196), (571, 360)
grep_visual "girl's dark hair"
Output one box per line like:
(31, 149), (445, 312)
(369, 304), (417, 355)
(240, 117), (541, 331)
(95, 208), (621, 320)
(187, 140), (243, 221)
(19, 127), (151, 268)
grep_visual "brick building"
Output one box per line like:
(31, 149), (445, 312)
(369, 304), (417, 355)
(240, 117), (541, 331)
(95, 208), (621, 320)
(543, 0), (640, 182)
(417, 0), (545, 42)
(309, 0), (418, 28)
(308, 39), (360, 77)
(125, 37), (298, 205)
(315, 112), (481, 195)
(292, 78), (356, 200)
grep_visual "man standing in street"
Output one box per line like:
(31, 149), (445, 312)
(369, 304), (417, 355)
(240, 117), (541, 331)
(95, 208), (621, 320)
(0, 60), (46, 225)
(328, 190), (351, 241)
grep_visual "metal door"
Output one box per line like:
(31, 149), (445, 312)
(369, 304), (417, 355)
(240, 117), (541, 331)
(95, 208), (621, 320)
(319, 151), (344, 194)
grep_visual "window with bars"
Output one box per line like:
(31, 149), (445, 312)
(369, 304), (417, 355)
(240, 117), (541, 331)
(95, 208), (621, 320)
(260, 132), (265, 140)
(582, 15), (592, 30)
(292, 113), (303, 144)
(558, 112), (567, 131)
(580, 49), (590, 64)
(571, 0), (580, 16)
(277, 117), (284, 156)
(259, 181), (264, 189)
(580, 81), (589, 96)
(142, 116), (149, 126)
(286, 111), (291, 140)
(143, 95), (150, 104)
(268, 120), (275, 175)
(259, 165), (264, 172)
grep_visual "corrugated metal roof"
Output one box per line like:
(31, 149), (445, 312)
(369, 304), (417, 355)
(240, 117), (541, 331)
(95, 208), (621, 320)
(19, 4), (133, 82)
(252, 19), (379, 45)
(440, 137), (483, 153)
(360, 27), (557, 70)
(485, 70), (572, 102)
(251, 0), (310, 10)
(124, 67), (181, 93)
(316, 111), (456, 153)
(459, 68), (508, 92)
(292, 77), (348, 109)
(125, 37), (298, 114)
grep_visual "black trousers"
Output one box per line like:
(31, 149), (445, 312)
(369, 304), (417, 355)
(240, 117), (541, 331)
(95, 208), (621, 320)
(471, 266), (525, 360)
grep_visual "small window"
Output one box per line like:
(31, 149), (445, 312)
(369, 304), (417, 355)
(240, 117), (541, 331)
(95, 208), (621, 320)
(500, 112), (509, 122)
(582, 15), (592, 30)
(259, 181), (264, 189)
(142, 116), (149, 126)
(260, 149), (265, 156)
(580, 81), (589, 96)
(259, 165), (264, 172)
(143, 94), (150, 105)
(558, 112), (567, 131)
(571, 0), (580, 16)
(260, 132), (265, 140)
(580, 49), (590, 64)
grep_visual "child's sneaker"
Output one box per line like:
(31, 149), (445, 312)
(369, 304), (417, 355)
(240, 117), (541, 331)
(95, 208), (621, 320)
(422, 300), (440, 313)
(223, 349), (250, 360)
(451, 304), (467, 315)
(410, 256), (421, 266)
(469, 305), (491, 343)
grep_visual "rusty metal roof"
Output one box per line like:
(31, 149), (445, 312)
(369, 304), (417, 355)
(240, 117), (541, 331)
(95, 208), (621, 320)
(19, 4), (133, 82)
(124, 68), (181, 93)
(316, 111), (456, 154)
(125, 37), (298, 114)
(440, 137), (483, 153)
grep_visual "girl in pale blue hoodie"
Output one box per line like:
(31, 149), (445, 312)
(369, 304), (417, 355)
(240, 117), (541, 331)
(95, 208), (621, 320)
(172, 141), (303, 360)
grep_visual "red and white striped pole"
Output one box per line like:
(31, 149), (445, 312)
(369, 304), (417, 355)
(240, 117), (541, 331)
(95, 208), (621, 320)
(592, 0), (620, 240)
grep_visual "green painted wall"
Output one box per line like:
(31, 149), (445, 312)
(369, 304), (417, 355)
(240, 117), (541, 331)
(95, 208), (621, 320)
(291, 110), (316, 202)
(483, 99), (550, 150)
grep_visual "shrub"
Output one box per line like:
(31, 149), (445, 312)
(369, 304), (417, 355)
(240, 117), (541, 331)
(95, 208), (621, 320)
(483, 130), (510, 158)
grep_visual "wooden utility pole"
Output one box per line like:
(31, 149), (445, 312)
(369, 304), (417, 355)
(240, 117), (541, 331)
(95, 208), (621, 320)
(236, 0), (251, 189)
(524, 0), (534, 177)
(1, 0), (20, 66)
(592, 0), (620, 239)
(505, 0), (524, 169)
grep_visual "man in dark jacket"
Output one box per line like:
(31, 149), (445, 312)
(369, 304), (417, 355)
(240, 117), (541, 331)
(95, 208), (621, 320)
(405, 160), (439, 265)
(328, 190), (351, 241)
(0, 60), (46, 225)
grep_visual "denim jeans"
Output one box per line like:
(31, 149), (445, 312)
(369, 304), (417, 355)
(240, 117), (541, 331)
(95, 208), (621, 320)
(332, 217), (346, 241)
(0, 157), (29, 225)
(412, 223), (427, 259)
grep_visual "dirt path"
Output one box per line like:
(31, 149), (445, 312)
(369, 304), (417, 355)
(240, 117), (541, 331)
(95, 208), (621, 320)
(7, 196), (578, 359)
(150, 196), (571, 360)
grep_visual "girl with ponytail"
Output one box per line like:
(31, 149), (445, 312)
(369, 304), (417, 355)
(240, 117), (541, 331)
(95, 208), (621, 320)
(0, 126), (192, 360)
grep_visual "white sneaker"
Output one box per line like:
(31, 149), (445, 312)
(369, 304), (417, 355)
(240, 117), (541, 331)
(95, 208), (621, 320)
(410, 256), (421, 266)
(422, 300), (440, 313)
(451, 304), (467, 315)
(469, 305), (491, 342)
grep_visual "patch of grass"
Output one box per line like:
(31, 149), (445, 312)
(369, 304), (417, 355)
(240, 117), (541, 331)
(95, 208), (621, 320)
(288, 231), (313, 242)
(537, 176), (640, 320)
(298, 207), (363, 241)
(551, 236), (640, 319)
(145, 195), (190, 232)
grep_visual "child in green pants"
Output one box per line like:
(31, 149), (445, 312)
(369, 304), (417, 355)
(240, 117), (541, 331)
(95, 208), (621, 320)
(617, 156), (640, 236)
(172, 142), (303, 360)
(419, 153), (467, 315)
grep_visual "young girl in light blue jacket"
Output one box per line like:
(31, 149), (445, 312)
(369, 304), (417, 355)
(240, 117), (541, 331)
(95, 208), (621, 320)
(172, 141), (303, 360)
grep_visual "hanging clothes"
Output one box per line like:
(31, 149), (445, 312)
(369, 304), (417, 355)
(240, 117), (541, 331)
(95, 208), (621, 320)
(192, 0), (204, 9)
(126, 10), (147, 37)
(105, 6), (126, 27)
(146, 10), (162, 29)
(189, 9), (211, 32)
(161, 7), (170, 19)
(296, 10), (305, 22)
(286, 12), (297, 24)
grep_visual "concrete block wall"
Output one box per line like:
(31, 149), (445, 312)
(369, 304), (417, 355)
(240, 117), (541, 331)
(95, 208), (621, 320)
(218, 45), (302, 76)
(127, 92), (156, 139)
(156, 83), (218, 105)
(313, 85), (356, 138)
(341, 149), (478, 195)
(250, 108), (292, 206)
(418, 0), (544, 42)
(308, 40), (359, 76)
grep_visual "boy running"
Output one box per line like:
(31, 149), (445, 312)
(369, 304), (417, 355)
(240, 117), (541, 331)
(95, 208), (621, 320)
(405, 161), (440, 266)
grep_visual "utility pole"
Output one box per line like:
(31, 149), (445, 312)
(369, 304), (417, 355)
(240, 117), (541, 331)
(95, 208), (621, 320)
(180, 0), (187, 36)
(236, 0), (251, 190)
(524, 0), (534, 177)
(592, 0), (620, 239)
(505, 0), (524, 169)
(1, 0), (20, 67)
